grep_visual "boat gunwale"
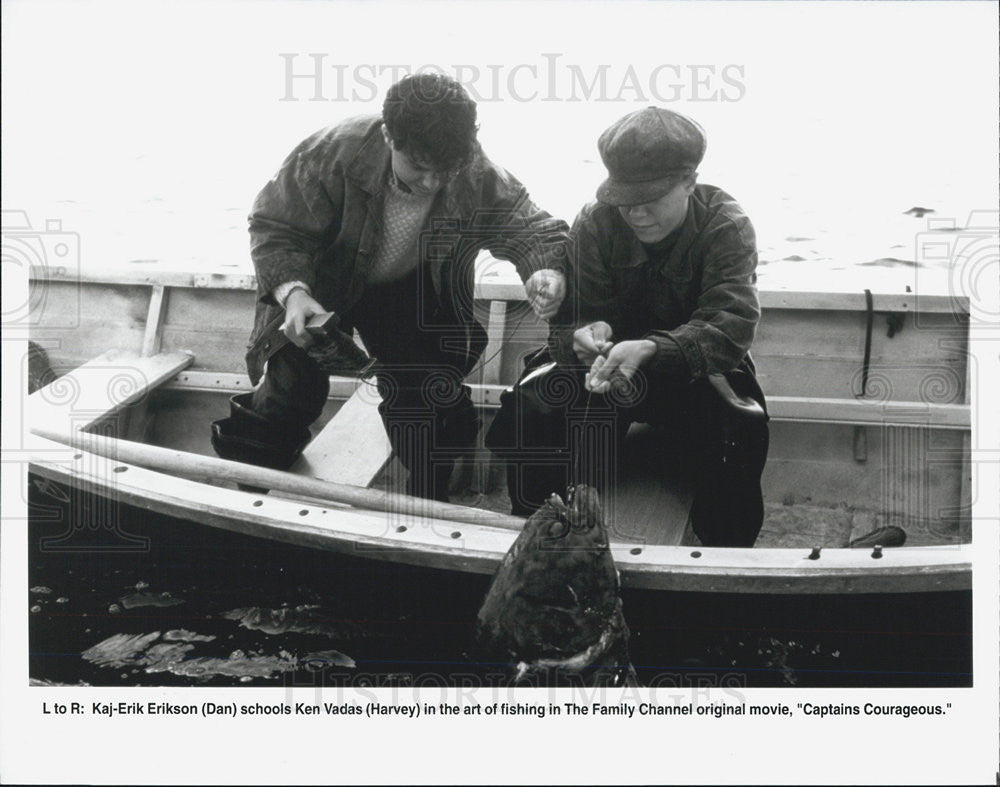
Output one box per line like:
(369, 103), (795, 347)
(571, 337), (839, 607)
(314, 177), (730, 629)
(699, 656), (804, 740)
(26, 436), (972, 595)
(28, 266), (971, 314)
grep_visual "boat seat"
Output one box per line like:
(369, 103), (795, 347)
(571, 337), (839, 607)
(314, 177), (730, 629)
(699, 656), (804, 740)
(602, 422), (696, 547)
(287, 382), (392, 488)
(286, 396), (695, 542)
(28, 349), (194, 433)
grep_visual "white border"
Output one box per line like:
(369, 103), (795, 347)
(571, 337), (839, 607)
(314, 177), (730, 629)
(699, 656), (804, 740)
(3, 1), (998, 783)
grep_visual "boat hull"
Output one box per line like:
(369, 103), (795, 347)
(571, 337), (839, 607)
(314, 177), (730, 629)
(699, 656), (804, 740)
(26, 473), (973, 688)
(27, 440), (971, 594)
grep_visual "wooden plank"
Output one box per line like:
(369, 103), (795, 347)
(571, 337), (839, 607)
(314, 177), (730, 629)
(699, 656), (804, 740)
(959, 431), (971, 542)
(160, 374), (972, 430)
(755, 310), (966, 362)
(159, 287), (257, 373)
(756, 504), (854, 549)
(28, 349), (194, 432)
(474, 273), (968, 314)
(129, 285), (171, 442)
(28, 265), (969, 314)
(164, 369), (361, 399)
(481, 300), (507, 385)
(287, 383), (392, 488)
(762, 421), (966, 529)
(28, 282), (149, 365)
(754, 356), (967, 401)
(603, 423), (694, 547)
(29, 267), (258, 291)
(140, 285), (168, 357)
(30, 427), (524, 532)
(758, 290), (968, 315)
(765, 396), (970, 428)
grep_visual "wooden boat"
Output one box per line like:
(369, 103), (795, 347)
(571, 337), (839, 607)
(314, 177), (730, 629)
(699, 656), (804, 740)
(22, 263), (972, 595)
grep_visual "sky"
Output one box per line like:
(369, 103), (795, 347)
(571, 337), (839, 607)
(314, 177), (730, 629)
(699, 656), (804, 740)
(2, 0), (998, 292)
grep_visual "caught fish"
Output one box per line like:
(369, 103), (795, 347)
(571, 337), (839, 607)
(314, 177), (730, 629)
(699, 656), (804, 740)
(474, 485), (633, 685)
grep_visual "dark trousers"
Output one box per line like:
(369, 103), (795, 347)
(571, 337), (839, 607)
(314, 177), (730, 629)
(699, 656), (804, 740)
(250, 347), (477, 500)
(494, 360), (769, 547)
(250, 268), (479, 501)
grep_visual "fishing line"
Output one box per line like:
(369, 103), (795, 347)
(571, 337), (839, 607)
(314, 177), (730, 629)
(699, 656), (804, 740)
(572, 389), (594, 487)
(361, 298), (534, 388)
(356, 298), (537, 394)
(466, 298), (537, 383)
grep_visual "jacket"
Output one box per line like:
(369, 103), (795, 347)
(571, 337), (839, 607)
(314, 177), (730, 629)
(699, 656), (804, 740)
(246, 115), (569, 385)
(549, 184), (760, 382)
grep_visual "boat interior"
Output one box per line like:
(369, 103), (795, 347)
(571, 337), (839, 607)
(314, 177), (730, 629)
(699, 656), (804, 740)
(23, 265), (973, 593)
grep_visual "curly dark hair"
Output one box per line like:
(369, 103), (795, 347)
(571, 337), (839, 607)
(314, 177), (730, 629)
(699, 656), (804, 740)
(382, 73), (478, 172)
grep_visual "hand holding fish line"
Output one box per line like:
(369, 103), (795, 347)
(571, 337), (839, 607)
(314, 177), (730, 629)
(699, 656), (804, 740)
(585, 339), (657, 394)
(572, 321), (614, 365)
(524, 268), (566, 322)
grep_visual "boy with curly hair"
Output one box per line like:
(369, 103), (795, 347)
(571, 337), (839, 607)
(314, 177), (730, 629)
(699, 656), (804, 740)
(214, 73), (569, 502)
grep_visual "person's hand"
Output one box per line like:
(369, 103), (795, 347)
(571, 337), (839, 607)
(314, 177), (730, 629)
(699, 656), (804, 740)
(524, 269), (566, 322)
(585, 339), (657, 394)
(572, 321), (614, 365)
(282, 288), (326, 348)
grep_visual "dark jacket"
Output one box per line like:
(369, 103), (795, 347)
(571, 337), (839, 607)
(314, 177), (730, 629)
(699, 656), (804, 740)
(246, 115), (569, 385)
(549, 184), (760, 382)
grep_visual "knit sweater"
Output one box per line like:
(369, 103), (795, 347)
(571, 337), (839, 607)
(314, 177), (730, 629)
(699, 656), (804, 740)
(367, 175), (436, 284)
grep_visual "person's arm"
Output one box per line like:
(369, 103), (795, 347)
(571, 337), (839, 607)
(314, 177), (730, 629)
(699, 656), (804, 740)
(548, 207), (623, 368)
(644, 218), (760, 381)
(249, 131), (345, 306)
(473, 164), (571, 321)
(248, 131), (346, 346)
(581, 209), (759, 391)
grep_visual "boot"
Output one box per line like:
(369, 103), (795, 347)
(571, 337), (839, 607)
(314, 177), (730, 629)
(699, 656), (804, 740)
(211, 393), (311, 492)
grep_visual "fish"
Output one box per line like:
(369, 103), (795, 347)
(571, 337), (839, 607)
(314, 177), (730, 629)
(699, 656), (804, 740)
(473, 485), (633, 686)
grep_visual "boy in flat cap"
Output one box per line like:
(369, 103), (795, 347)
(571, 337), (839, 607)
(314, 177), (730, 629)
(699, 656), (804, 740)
(213, 73), (569, 502)
(493, 107), (768, 547)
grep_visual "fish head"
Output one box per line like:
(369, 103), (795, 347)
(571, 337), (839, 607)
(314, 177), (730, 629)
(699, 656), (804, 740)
(539, 485), (606, 545)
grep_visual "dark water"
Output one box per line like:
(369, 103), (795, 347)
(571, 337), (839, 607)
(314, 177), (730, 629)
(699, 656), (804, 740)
(27, 475), (971, 689)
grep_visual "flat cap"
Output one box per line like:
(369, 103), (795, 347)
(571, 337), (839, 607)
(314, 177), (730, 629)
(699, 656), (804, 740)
(596, 107), (706, 206)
